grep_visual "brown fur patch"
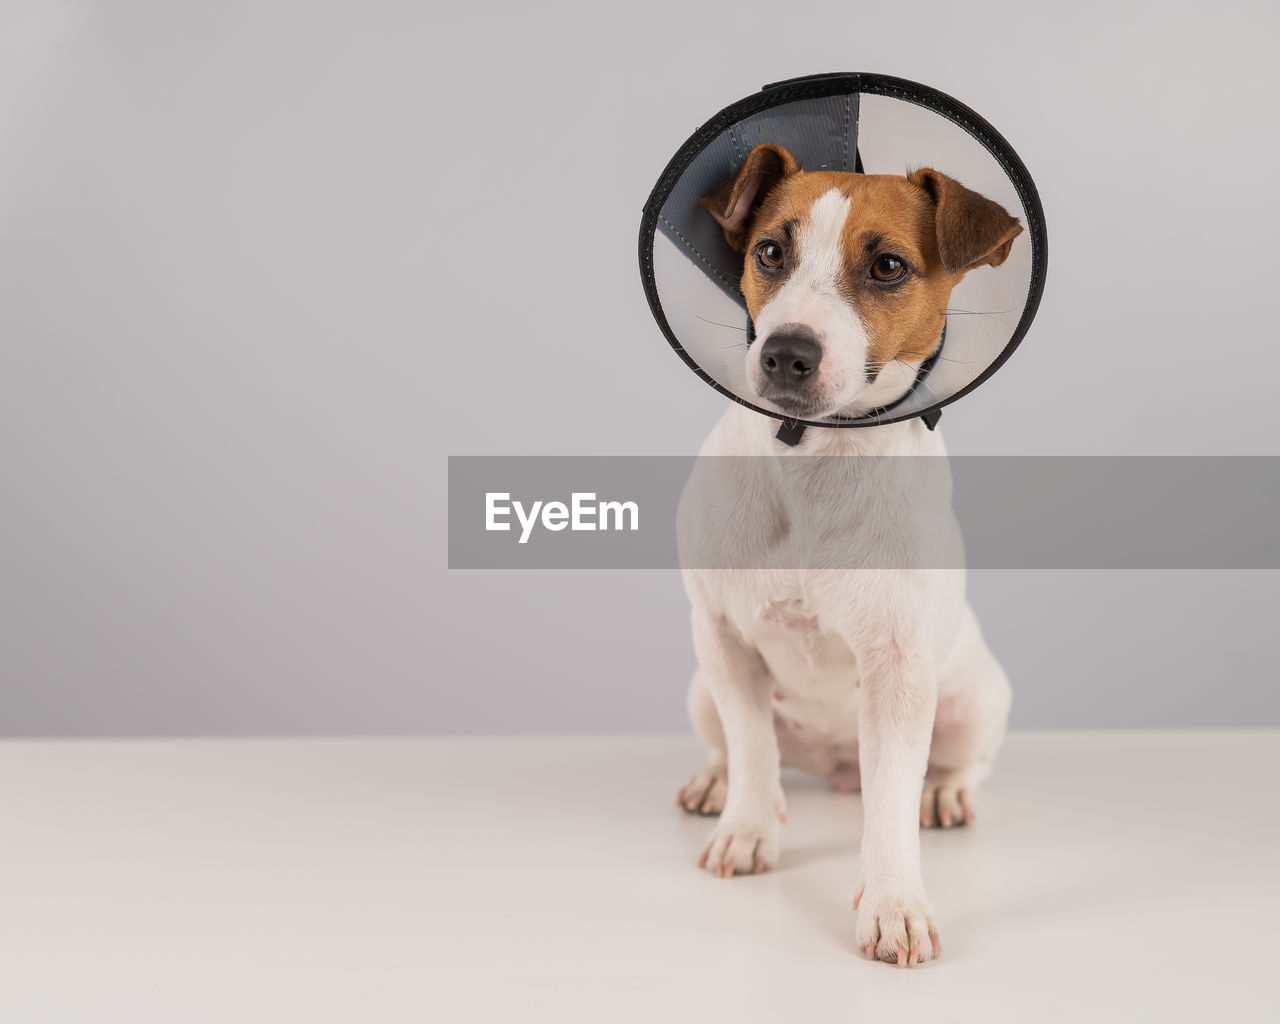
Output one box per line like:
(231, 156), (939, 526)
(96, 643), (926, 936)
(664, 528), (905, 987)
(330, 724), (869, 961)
(699, 144), (799, 252)
(908, 169), (1023, 274)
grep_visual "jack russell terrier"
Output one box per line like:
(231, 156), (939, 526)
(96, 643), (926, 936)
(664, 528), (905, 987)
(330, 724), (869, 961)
(675, 142), (1021, 966)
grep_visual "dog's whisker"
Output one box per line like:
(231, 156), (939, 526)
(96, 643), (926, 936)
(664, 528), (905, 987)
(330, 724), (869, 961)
(694, 314), (749, 334)
(896, 358), (944, 405)
(940, 307), (1017, 320)
(785, 183), (801, 228)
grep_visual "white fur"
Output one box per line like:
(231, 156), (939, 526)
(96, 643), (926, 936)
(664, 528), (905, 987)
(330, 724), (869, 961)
(675, 201), (1012, 964)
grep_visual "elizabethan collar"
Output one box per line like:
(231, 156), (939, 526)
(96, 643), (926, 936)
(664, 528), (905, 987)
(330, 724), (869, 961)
(638, 73), (1047, 435)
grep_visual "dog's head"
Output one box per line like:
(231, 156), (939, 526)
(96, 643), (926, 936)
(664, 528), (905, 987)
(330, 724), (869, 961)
(700, 143), (1022, 419)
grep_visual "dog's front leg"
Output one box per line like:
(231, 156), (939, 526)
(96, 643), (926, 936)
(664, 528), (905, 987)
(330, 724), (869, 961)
(691, 610), (785, 877)
(854, 636), (940, 965)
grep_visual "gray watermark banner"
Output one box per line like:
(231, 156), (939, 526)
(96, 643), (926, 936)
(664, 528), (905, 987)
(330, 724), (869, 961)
(448, 457), (1280, 569)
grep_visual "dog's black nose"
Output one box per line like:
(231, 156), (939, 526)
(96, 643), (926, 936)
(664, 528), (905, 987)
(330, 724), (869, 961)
(759, 327), (821, 387)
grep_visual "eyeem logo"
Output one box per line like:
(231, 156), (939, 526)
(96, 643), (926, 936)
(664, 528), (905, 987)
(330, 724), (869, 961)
(486, 492), (639, 544)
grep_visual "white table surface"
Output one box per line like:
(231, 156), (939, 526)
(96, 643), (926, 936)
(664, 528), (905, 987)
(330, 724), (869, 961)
(0, 731), (1275, 1023)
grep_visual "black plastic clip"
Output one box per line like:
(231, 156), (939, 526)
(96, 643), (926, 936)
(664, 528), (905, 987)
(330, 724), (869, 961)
(775, 419), (807, 446)
(921, 408), (942, 431)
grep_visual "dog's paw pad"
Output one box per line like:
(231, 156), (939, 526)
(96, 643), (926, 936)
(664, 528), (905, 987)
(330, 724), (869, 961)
(677, 765), (728, 815)
(698, 816), (779, 878)
(854, 887), (939, 966)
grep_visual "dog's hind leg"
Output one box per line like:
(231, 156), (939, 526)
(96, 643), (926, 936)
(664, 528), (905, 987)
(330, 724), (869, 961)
(920, 603), (1012, 828)
(676, 669), (730, 815)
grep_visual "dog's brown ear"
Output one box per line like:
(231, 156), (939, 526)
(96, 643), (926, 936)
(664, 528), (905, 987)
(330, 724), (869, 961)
(909, 168), (1023, 274)
(700, 143), (799, 251)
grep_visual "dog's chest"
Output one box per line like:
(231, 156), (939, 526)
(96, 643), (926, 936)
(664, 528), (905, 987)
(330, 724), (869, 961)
(757, 597), (821, 635)
(748, 596), (861, 698)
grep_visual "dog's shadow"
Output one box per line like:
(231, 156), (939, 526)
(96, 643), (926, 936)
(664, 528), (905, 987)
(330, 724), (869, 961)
(776, 838), (856, 873)
(772, 835), (867, 958)
(774, 826), (1127, 963)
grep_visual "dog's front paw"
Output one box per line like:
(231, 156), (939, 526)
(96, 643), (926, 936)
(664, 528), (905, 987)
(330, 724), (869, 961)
(853, 883), (940, 966)
(698, 813), (780, 878)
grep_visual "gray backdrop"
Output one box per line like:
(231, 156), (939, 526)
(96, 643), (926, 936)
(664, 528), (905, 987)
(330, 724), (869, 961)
(1, 0), (1277, 735)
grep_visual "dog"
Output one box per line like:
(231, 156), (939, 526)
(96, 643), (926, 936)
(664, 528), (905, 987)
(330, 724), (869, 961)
(674, 142), (1020, 966)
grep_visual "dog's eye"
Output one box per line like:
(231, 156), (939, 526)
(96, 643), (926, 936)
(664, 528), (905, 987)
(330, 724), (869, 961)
(755, 241), (785, 270)
(870, 254), (907, 282)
